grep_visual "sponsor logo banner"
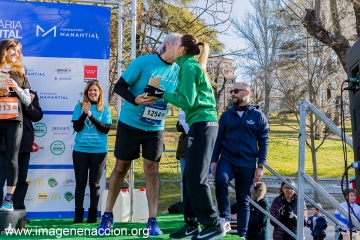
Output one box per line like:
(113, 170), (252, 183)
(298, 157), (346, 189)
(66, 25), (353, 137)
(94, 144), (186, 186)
(0, 2), (110, 59)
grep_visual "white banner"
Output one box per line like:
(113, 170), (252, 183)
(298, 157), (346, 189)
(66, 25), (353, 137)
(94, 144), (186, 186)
(0, 1), (111, 218)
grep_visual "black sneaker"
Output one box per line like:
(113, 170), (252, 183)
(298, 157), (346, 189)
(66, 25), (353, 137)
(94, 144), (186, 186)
(191, 225), (225, 240)
(170, 224), (201, 239)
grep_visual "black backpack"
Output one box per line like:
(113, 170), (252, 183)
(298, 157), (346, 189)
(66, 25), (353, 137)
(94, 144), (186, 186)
(168, 201), (183, 214)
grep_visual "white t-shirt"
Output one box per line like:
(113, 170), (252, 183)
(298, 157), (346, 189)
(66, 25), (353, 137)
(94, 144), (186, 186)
(335, 201), (360, 231)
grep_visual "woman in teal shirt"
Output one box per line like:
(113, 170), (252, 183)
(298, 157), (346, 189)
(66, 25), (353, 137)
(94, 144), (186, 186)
(144, 34), (224, 240)
(71, 81), (112, 224)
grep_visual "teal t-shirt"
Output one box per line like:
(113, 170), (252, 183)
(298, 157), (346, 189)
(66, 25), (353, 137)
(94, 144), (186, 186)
(72, 103), (112, 153)
(119, 54), (179, 131)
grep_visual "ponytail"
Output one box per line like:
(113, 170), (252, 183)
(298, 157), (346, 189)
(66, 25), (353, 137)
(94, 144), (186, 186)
(197, 42), (209, 74)
(180, 35), (210, 74)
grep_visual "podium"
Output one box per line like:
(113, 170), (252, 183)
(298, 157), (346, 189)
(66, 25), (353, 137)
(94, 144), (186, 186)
(0, 210), (26, 235)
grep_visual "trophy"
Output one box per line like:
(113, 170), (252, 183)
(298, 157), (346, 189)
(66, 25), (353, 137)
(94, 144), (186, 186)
(148, 77), (161, 88)
(0, 72), (10, 95)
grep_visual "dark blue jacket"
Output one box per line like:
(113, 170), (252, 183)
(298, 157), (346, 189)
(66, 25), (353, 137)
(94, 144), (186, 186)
(306, 214), (327, 238)
(211, 104), (269, 167)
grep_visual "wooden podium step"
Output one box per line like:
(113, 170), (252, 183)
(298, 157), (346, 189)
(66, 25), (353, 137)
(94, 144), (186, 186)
(0, 210), (26, 235)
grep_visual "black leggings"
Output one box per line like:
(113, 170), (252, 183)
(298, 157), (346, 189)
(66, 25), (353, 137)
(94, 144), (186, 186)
(0, 152), (30, 208)
(0, 121), (22, 187)
(72, 151), (107, 209)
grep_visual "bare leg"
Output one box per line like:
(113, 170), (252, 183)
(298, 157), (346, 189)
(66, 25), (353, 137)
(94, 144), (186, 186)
(6, 186), (15, 194)
(143, 158), (160, 218)
(105, 159), (131, 212)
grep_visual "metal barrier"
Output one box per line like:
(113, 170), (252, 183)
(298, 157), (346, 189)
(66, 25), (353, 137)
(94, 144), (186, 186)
(297, 99), (359, 239)
(226, 99), (350, 239)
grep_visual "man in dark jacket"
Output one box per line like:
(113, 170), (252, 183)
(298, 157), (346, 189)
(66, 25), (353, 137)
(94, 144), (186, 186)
(0, 90), (43, 221)
(211, 82), (269, 239)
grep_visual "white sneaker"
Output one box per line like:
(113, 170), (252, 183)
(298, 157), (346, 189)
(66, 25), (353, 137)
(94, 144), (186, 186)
(220, 218), (231, 233)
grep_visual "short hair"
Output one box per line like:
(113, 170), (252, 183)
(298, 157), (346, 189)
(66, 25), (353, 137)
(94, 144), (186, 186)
(344, 188), (356, 196)
(157, 32), (182, 54)
(312, 203), (322, 211)
(241, 82), (250, 90)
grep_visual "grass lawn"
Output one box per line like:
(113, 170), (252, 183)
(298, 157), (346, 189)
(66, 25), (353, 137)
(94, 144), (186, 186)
(106, 108), (353, 213)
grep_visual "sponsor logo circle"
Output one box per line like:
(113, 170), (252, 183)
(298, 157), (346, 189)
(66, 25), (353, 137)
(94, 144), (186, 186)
(34, 123), (47, 137)
(50, 140), (65, 155)
(48, 178), (58, 187)
(64, 191), (74, 201)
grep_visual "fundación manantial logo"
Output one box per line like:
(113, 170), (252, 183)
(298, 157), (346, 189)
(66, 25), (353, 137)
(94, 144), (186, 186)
(36, 25), (56, 37)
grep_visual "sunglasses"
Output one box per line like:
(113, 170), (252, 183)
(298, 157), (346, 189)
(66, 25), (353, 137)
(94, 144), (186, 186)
(230, 89), (247, 94)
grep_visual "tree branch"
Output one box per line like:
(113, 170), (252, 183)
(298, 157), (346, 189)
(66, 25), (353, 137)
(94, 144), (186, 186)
(301, 9), (350, 72)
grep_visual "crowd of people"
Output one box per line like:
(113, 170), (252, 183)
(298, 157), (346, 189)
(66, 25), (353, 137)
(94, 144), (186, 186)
(0, 32), (359, 240)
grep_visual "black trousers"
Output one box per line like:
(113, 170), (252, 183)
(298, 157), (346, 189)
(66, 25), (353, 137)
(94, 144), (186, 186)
(0, 152), (30, 207)
(183, 121), (219, 228)
(0, 121), (22, 186)
(72, 151), (107, 209)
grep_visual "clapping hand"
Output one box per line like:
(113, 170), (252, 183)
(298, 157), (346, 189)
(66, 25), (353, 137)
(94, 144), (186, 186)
(82, 102), (91, 115)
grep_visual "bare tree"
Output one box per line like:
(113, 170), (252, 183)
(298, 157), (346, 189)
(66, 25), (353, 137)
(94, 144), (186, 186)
(232, 0), (283, 118)
(299, 0), (356, 72)
(274, 30), (345, 200)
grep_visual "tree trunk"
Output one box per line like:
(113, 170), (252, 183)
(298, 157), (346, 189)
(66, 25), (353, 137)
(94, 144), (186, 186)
(315, 118), (323, 140)
(333, 95), (341, 125)
(309, 113), (320, 202)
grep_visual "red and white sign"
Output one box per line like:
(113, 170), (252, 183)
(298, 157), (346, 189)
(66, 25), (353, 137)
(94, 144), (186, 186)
(84, 65), (97, 79)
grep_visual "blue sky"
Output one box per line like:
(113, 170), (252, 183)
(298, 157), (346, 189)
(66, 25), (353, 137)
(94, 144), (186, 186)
(217, 0), (252, 52)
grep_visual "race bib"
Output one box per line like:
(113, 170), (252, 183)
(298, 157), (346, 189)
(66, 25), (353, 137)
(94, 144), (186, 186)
(0, 97), (18, 119)
(140, 104), (167, 126)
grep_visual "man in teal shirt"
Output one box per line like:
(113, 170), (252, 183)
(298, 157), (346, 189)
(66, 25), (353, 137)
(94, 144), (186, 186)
(97, 32), (182, 236)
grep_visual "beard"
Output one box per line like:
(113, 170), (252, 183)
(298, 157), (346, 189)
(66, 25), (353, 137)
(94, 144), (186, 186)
(232, 97), (244, 106)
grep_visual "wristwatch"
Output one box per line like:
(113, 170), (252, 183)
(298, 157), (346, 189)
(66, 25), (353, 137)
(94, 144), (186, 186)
(257, 164), (264, 170)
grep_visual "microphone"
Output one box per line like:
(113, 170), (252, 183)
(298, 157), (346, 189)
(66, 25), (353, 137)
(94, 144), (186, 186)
(351, 162), (360, 168)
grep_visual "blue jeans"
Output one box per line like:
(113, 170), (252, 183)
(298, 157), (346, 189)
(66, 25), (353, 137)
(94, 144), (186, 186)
(214, 158), (255, 237)
(179, 157), (186, 178)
